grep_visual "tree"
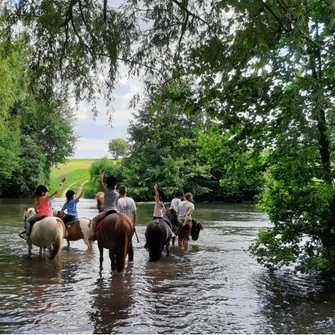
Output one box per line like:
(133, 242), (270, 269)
(123, 83), (211, 201)
(181, 1), (335, 274)
(0, 38), (77, 196)
(108, 138), (128, 159)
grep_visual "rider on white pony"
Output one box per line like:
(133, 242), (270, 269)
(21, 177), (66, 239)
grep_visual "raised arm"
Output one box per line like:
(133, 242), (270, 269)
(76, 187), (88, 199)
(48, 176), (67, 199)
(99, 167), (106, 190)
(154, 183), (160, 203)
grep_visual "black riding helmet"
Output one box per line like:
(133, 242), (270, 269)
(66, 190), (75, 200)
(35, 185), (49, 196)
(106, 175), (117, 188)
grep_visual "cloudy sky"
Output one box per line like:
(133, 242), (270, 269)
(73, 75), (142, 159)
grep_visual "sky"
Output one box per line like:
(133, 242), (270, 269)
(72, 75), (142, 159)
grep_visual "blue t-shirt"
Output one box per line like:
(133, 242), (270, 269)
(61, 198), (79, 217)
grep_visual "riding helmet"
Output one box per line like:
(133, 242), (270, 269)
(66, 190), (76, 200)
(35, 185), (49, 196)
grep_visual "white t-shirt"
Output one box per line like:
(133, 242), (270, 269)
(170, 198), (181, 212)
(178, 201), (194, 220)
(117, 196), (137, 222)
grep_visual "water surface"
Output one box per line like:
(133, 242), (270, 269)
(0, 198), (335, 333)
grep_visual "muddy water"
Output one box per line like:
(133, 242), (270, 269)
(1, 198), (335, 333)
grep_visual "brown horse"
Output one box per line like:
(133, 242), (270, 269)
(96, 212), (134, 275)
(53, 209), (93, 249)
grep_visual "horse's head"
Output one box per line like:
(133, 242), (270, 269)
(166, 208), (179, 227)
(23, 207), (36, 220)
(95, 192), (104, 212)
(191, 219), (203, 241)
(52, 206), (62, 218)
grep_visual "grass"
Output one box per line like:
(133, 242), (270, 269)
(50, 159), (96, 197)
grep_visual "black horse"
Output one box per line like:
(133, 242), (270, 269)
(145, 218), (173, 262)
(190, 218), (204, 241)
(166, 208), (204, 244)
(165, 208), (179, 245)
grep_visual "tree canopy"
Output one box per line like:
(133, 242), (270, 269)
(108, 138), (128, 159)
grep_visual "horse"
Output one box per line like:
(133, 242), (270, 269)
(23, 208), (66, 260)
(96, 212), (134, 275)
(190, 218), (204, 241)
(145, 218), (173, 262)
(165, 208), (179, 245)
(53, 210), (93, 250)
(52, 206), (62, 217)
(52, 206), (93, 250)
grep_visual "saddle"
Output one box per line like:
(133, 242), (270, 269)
(96, 210), (118, 232)
(65, 219), (78, 228)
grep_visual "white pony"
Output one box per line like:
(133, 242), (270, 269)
(24, 208), (66, 259)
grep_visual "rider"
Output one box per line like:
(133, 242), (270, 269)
(21, 176), (67, 239)
(61, 187), (87, 227)
(177, 192), (195, 250)
(89, 168), (119, 241)
(152, 183), (175, 237)
(117, 185), (137, 262)
(169, 190), (184, 213)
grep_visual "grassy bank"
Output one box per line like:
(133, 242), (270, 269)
(50, 159), (96, 197)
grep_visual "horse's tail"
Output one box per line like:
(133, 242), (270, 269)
(115, 215), (132, 273)
(50, 219), (64, 260)
(147, 222), (164, 262)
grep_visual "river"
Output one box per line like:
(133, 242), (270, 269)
(1, 198), (335, 333)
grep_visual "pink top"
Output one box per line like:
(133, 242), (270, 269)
(37, 196), (52, 217)
(153, 200), (164, 217)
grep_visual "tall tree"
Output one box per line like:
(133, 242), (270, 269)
(108, 138), (128, 159)
(124, 83), (211, 200)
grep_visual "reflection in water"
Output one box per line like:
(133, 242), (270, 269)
(89, 270), (133, 333)
(2, 199), (335, 333)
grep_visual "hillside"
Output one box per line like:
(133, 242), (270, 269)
(50, 159), (95, 198)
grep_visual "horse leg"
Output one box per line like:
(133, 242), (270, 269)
(99, 244), (104, 270)
(39, 247), (43, 256)
(28, 240), (32, 257)
(109, 249), (116, 273)
(83, 238), (93, 249)
(166, 243), (170, 257)
(66, 239), (70, 250)
(172, 236), (176, 245)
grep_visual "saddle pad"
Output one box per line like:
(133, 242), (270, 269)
(96, 219), (104, 232)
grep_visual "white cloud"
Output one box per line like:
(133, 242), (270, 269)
(74, 138), (111, 159)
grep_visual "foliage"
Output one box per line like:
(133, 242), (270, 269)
(122, 83), (211, 201)
(108, 138), (128, 159)
(85, 158), (124, 198)
(0, 38), (77, 197)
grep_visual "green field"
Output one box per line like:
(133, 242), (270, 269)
(50, 159), (96, 197)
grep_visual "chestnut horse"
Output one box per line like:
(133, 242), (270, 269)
(96, 212), (134, 274)
(24, 208), (66, 259)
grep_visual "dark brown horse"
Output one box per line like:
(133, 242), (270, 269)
(145, 218), (173, 262)
(96, 212), (134, 275)
(165, 208), (179, 245)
